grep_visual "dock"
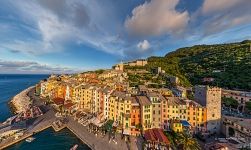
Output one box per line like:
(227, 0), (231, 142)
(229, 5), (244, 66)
(0, 87), (139, 150)
(52, 120), (66, 132)
(0, 114), (138, 150)
(66, 117), (139, 150)
(0, 109), (57, 150)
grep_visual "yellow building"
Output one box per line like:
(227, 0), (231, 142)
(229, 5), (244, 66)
(165, 97), (180, 120)
(170, 120), (183, 132)
(137, 96), (152, 131)
(108, 93), (118, 121)
(158, 88), (173, 97)
(74, 84), (93, 111)
(123, 98), (132, 129)
(147, 92), (163, 129)
(108, 91), (134, 135)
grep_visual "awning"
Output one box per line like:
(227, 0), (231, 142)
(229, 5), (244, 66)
(123, 129), (130, 135)
(181, 120), (191, 127)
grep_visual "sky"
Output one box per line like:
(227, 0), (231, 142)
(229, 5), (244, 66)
(0, 0), (251, 74)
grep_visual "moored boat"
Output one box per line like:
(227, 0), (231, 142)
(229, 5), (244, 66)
(25, 137), (35, 143)
(70, 144), (78, 150)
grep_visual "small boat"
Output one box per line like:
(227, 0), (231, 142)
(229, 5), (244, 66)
(70, 144), (78, 150)
(25, 137), (35, 143)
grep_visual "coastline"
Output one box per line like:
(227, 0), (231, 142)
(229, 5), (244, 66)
(8, 86), (34, 114)
(8, 100), (17, 115)
(2, 85), (93, 150)
(2, 84), (136, 150)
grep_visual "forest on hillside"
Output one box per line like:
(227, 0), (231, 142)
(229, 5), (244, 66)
(145, 40), (251, 90)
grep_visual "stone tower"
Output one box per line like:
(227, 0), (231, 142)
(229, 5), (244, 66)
(195, 85), (221, 134)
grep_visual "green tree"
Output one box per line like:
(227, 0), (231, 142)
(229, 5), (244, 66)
(245, 102), (251, 111)
(222, 97), (238, 108)
(178, 132), (201, 150)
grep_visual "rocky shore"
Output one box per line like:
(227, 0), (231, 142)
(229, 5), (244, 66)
(9, 86), (34, 114)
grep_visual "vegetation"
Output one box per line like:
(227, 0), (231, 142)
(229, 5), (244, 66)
(245, 102), (251, 111)
(165, 131), (201, 150)
(145, 40), (251, 90)
(222, 97), (238, 108)
(127, 73), (166, 87)
(179, 133), (201, 150)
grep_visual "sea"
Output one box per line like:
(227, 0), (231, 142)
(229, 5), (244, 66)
(0, 74), (90, 150)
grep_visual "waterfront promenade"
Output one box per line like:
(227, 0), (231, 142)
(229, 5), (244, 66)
(0, 87), (142, 150)
(66, 117), (141, 150)
(0, 109), (57, 149)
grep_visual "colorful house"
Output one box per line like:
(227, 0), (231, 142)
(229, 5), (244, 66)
(137, 96), (152, 131)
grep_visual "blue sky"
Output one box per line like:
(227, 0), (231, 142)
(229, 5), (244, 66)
(0, 0), (251, 74)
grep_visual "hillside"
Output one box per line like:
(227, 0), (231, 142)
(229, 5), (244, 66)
(146, 40), (251, 90)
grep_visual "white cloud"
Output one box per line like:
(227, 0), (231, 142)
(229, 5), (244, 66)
(0, 59), (80, 74)
(137, 40), (150, 51)
(125, 0), (189, 37)
(199, 0), (251, 35)
(5, 0), (124, 56)
(202, 0), (242, 14)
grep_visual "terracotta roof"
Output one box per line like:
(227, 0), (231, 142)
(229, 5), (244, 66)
(144, 129), (157, 142)
(53, 98), (64, 105)
(153, 129), (170, 144)
(137, 96), (151, 106)
(63, 102), (74, 109)
(144, 128), (170, 145)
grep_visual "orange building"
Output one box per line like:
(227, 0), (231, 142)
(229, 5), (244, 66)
(114, 83), (124, 91)
(130, 97), (141, 136)
(50, 82), (67, 100)
(186, 101), (207, 132)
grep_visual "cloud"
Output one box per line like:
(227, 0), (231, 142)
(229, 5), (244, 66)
(4, 0), (123, 56)
(125, 0), (189, 37)
(1, 0), (251, 62)
(198, 0), (251, 35)
(0, 59), (79, 74)
(122, 40), (155, 60)
(137, 40), (150, 51)
(202, 0), (242, 14)
(2, 39), (62, 55)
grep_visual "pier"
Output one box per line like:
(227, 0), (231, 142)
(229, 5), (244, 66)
(0, 87), (140, 150)
(66, 117), (138, 150)
(0, 109), (56, 149)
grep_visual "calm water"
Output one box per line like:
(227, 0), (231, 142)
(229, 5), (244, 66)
(0, 74), (90, 150)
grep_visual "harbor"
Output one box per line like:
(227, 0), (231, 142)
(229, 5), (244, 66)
(0, 87), (139, 150)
